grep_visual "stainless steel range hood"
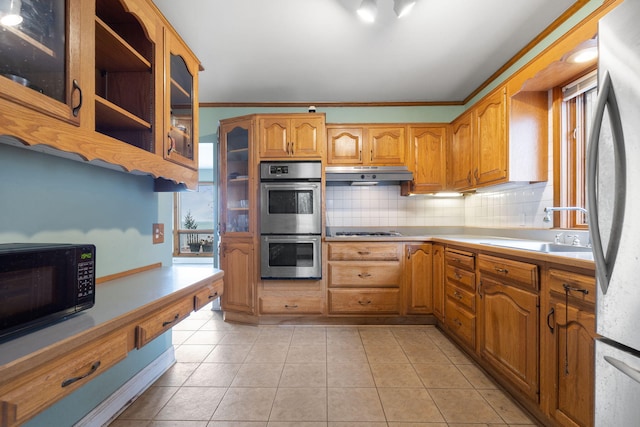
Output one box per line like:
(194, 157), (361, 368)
(325, 166), (413, 185)
(325, 165), (413, 186)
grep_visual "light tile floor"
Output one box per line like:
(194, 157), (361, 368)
(110, 303), (540, 427)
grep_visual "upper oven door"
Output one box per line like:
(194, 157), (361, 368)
(260, 182), (322, 235)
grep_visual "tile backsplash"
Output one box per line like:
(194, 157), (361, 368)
(325, 181), (554, 229)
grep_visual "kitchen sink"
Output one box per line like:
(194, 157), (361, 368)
(482, 240), (592, 253)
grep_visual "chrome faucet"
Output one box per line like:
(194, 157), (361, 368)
(543, 206), (589, 223)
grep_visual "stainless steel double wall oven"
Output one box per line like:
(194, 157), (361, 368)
(260, 161), (322, 279)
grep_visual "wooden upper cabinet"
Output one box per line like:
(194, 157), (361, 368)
(405, 125), (447, 193)
(327, 126), (364, 164)
(0, 0), (201, 190)
(449, 112), (474, 190)
(474, 87), (507, 185)
(164, 27), (200, 170)
(326, 125), (407, 166)
(448, 84), (547, 191)
(0, 0), (84, 125)
(368, 126), (406, 165)
(258, 114), (325, 159)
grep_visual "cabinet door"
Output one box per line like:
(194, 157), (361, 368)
(405, 243), (433, 314)
(219, 119), (253, 236)
(368, 126), (406, 165)
(259, 117), (289, 158)
(474, 87), (507, 185)
(164, 29), (199, 170)
(479, 277), (539, 402)
(432, 244), (445, 321)
(449, 112), (474, 190)
(545, 300), (595, 427)
(0, 0), (83, 125)
(407, 126), (448, 193)
(290, 116), (324, 158)
(220, 240), (255, 314)
(327, 127), (364, 164)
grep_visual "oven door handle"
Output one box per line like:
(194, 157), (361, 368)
(261, 183), (320, 190)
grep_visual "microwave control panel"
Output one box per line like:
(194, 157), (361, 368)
(75, 245), (95, 303)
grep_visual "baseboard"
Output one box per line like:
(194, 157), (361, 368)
(75, 346), (176, 427)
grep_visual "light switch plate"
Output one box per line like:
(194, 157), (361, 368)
(153, 223), (164, 244)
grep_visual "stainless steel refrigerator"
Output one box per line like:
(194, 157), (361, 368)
(588, 0), (640, 424)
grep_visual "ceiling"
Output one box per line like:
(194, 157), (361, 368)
(153, 0), (579, 105)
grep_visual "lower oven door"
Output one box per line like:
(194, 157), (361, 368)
(261, 235), (321, 280)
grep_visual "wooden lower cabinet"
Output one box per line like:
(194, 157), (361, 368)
(329, 288), (400, 314)
(432, 244), (445, 321)
(136, 297), (195, 348)
(220, 239), (255, 315)
(0, 330), (129, 427)
(543, 268), (596, 427)
(405, 243), (433, 314)
(259, 296), (323, 315)
(478, 255), (539, 402)
(194, 279), (224, 311)
(444, 248), (476, 349)
(327, 242), (401, 315)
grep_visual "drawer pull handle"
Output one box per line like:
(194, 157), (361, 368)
(358, 251), (371, 255)
(453, 318), (462, 327)
(358, 272), (371, 279)
(453, 291), (463, 300)
(162, 313), (180, 327)
(562, 283), (589, 295)
(61, 361), (101, 388)
(358, 300), (372, 305)
(494, 267), (509, 274)
(284, 304), (299, 309)
(455, 272), (462, 280)
(208, 292), (219, 299)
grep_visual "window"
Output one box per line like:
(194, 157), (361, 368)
(173, 183), (215, 256)
(553, 70), (597, 229)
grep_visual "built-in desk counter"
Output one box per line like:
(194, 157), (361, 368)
(0, 265), (223, 427)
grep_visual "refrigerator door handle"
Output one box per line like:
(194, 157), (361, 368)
(587, 70), (627, 295)
(605, 355), (640, 385)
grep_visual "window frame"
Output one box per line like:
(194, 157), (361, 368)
(552, 68), (597, 229)
(173, 181), (215, 257)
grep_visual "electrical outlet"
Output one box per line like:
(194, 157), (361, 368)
(153, 223), (164, 244)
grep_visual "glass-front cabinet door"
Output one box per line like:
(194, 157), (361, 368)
(220, 118), (253, 236)
(165, 30), (199, 170)
(0, 0), (82, 124)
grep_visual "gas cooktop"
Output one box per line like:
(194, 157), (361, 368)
(333, 231), (403, 237)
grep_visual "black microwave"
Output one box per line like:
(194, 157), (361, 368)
(0, 243), (96, 342)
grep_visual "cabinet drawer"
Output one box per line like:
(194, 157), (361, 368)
(0, 330), (128, 427)
(194, 279), (224, 311)
(478, 254), (538, 291)
(329, 262), (401, 287)
(445, 248), (475, 270)
(445, 299), (476, 348)
(548, 269), (595, 306)
(328, 243), (401, 261)
(329, 289), (400, 314)
(446, 283), (476, 312)
(446, 264), (476, 291)
(259, 296), (323, 314)
(136, 297), (194, 348)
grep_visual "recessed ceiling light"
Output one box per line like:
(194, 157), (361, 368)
(357, 0), (377, 23)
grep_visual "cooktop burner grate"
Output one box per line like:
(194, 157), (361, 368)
(334, 231), (403, 237)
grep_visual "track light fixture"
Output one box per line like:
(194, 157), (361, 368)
(357, 0), (417, 22)
(357, 0), (377, 23)
(393, 0), (416, 18)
